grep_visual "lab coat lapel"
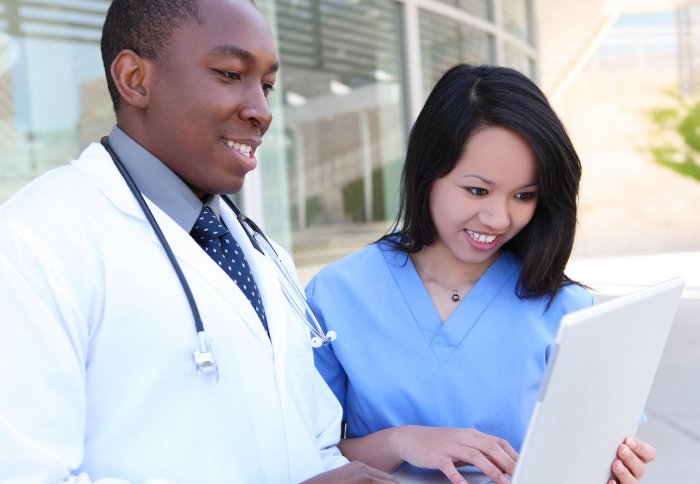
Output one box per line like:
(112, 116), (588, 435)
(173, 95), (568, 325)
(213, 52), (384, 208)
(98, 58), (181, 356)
(219, 203), (290, 372)
(152, 206), (274, 347)
(73, 143), (147, 221)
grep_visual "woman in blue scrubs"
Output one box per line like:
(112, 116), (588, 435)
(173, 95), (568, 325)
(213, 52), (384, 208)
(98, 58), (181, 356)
(306, 64), (656, 484)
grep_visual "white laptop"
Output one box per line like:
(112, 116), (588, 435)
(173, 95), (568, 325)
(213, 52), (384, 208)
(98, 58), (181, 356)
(395, 277), (685, 484)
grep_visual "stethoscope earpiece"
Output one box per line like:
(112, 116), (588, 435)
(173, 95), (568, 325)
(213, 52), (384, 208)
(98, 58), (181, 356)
(231, 199), (337, 350)
(311, 330), (336, 348)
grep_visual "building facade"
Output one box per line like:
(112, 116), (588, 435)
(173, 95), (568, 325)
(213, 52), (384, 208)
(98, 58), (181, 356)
(0, 0), (535, 260)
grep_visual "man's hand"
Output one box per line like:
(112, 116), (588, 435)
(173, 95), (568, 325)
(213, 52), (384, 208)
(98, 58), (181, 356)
(302, 461), (398, 483)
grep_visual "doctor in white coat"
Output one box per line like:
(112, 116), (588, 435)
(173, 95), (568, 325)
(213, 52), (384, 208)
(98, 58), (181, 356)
(0, 0), (396, 482)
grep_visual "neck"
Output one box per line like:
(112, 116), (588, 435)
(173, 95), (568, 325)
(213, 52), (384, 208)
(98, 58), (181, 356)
(411, 244), (497, 304)
(412, 243), (496, 287)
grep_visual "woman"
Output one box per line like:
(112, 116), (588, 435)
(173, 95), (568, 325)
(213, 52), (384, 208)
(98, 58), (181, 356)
(306, 64), (655, 484)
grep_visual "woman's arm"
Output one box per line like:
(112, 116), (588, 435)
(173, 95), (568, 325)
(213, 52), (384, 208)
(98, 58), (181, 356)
(339, 425), (517, 484)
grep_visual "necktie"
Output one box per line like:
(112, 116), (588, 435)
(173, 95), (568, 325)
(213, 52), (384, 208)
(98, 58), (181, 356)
(191, 206), (269, 334)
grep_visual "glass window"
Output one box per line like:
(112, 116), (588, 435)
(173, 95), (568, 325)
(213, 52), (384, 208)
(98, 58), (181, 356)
(502, 0), (531, 43)
(1, 0), (540, 265)
(0, 0), (111, 203)
(273, 0), (407, 251)
(504, 42), (534, 78)
(419, 9), (494, 98)
(433, 0), (492, 21)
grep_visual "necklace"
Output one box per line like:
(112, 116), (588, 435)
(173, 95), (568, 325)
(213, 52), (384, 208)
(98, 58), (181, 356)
(414, 266), (480, 303)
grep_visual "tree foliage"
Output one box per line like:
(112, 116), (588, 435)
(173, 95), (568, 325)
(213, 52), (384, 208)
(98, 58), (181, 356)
(647, 93), (700, 182)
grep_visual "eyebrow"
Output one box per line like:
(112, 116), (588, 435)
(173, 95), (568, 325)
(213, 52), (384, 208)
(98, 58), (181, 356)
(208, 44), (280, 73)
(462, 174), (539, 188)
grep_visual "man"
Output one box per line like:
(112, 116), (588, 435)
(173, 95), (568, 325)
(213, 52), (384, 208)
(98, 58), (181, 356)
(0, 0), (395, 482)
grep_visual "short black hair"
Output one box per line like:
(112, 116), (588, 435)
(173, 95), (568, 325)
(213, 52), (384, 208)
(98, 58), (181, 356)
(383, 64), (582, 301)
(101, 0), (201, 113)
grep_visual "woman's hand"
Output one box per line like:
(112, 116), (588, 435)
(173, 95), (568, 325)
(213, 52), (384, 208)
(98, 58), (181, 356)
(607, 437), (656, 484)
(388, 426), (517, 484)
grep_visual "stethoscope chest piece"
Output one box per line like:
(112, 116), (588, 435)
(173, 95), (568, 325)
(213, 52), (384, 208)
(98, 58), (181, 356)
(194, 331), (219, 380)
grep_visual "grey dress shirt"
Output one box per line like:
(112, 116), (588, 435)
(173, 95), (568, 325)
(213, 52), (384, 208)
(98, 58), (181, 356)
(106, 126), (219, 232)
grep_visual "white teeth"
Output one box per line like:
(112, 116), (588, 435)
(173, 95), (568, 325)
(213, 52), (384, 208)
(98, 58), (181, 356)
(224, 139), (252, 154)
(467, 229), (497, 244)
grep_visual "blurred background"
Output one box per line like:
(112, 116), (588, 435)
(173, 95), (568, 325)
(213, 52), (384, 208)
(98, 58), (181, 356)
(0, 0), (697, 481)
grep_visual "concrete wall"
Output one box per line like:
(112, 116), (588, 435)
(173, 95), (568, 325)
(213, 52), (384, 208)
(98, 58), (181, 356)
(555, 69), (700, 257)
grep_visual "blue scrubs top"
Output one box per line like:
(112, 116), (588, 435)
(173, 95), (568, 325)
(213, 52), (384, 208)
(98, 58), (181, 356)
(306, 240), (595, 451)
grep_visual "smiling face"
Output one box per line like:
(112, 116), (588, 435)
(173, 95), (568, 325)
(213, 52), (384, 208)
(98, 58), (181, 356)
(428, 125), (539, 270)
(130, 0), (278, 198)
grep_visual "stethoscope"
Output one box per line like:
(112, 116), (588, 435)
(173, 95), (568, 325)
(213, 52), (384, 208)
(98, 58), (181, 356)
(100, 137), (336, 380)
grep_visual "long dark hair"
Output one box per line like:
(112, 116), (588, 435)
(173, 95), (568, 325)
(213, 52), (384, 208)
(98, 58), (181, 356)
(382, 64), (582, 300)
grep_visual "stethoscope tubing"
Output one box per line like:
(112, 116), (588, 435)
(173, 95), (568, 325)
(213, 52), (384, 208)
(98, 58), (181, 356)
(101, 137), (206, 334)
(222, 196), (336, 347)
(100, 136), (335, 376)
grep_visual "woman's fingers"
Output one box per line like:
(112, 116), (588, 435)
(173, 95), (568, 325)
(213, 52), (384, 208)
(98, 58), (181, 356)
(445, 447), (512, 484)
(457, 431), (517, 476)
(614, 436), (656, 482)
(393, 426), (516, 484)
(626, 437), (656, 464)
(611, 457), (637, 484)
(441, 432), (515, 484)
(438, 459), (468, 484)
(606, 437), (656, 484)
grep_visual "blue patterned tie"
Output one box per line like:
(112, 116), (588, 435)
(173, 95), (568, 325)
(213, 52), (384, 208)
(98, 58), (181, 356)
(191, 207), (269, 334)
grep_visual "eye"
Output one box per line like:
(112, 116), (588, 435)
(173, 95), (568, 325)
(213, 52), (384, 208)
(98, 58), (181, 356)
(515, 191), (537, 201)
(262, 82), (275, 96)
(466, 187), (488, 197)
(216, 70), (241, 81)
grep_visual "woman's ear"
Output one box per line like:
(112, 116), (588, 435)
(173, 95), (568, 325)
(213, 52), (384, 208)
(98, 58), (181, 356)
(110, 49), (150, 110)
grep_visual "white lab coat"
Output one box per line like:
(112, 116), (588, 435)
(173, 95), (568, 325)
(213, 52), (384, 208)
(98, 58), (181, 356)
(0, 143), (347, 483)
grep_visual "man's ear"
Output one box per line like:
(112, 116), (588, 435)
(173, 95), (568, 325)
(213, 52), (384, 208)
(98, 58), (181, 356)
(111, 49), (151, 110)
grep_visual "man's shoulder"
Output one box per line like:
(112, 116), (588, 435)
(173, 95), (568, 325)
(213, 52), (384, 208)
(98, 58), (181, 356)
(0, 166), (77, 220)
(0, 143), (113, 243)
(2, 142), (106, 202)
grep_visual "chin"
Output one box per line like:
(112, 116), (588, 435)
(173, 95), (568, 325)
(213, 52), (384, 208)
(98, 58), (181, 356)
(228, 182), (245, 195)
(208, 177), (245, 196)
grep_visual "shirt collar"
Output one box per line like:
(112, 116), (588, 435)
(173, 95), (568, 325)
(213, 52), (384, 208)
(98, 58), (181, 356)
(107, 126), (220, 231)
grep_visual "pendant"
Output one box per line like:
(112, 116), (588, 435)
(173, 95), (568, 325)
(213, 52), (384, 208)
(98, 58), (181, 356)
(451, 290), (460, 302)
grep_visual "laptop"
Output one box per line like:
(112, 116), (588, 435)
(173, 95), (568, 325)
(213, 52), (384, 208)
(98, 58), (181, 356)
(394, 277), (685, 484)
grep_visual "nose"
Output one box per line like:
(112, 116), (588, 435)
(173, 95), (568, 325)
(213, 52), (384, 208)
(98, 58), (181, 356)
(240, 86), (273, 133)
(478, 197), (510, 232)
